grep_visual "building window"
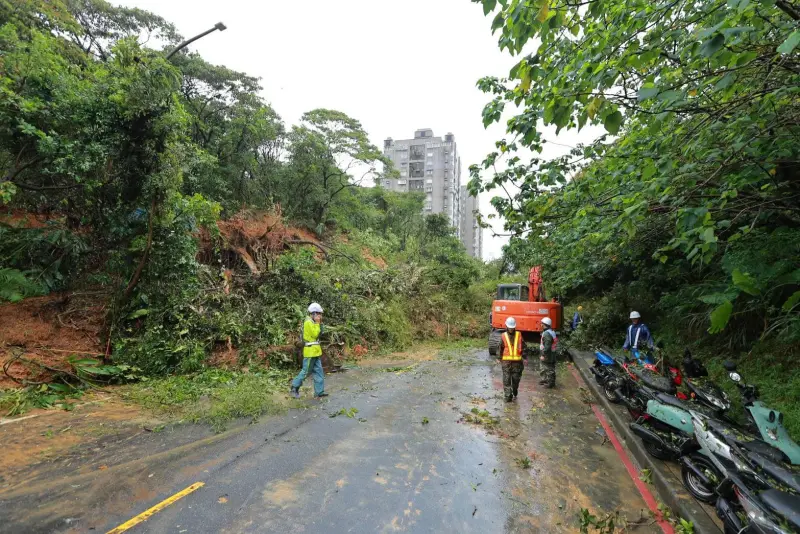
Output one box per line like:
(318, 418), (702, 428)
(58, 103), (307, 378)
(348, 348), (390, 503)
(410, 145), (425, 161)
(409, 180), (424, 191)
(427, 151), (433, 157)
(426, 178), (433, 183)
(398, 180), (407, 185)
(383, 180), (391, 187)
(409, 162), (424, 178)
(426, 169), (433, 176)
(400, 169), (407, 177)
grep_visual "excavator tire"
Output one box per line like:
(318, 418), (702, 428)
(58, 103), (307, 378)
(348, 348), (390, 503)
(488, 329), (502, 356)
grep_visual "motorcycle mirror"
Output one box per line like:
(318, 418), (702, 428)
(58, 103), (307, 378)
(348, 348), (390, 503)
(729, 372), (741, 383)
(723, 361), (737, 371)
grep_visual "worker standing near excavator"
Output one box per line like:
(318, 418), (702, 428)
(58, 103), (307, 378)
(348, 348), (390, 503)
(539, 317), (558, 389)
(290, 303), (328, 399)
(499, 317), (524, 402)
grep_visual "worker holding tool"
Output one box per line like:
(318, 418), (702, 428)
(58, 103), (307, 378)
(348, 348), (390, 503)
(290, 303), (328, 399)
(499, 317), (524, 402)
(539, 317), (559, 388)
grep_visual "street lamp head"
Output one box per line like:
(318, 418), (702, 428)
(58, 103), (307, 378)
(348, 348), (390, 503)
(215, 22), (227, 31)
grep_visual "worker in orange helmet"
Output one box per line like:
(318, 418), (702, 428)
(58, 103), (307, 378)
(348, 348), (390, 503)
(499, 317), (524, 402)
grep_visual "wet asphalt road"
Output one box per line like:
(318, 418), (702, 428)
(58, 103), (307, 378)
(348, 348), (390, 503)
(2, 348), (662, 533)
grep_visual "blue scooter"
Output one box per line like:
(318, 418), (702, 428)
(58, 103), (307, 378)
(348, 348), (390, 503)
(590, 346), (656, 403)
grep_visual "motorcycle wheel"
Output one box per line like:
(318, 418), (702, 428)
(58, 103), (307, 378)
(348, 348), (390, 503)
(681, 454), (720, 504)
(643, 438), (672, 461)
(603, 381), (620, 403)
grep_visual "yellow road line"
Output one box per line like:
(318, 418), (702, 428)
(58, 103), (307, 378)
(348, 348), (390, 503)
(106, 482), (205, 534)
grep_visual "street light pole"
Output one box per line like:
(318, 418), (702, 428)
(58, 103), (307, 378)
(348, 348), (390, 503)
(166, 22), (227, 60)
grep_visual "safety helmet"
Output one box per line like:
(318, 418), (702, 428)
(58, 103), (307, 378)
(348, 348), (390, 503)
(505, 317), (517, 329)
(308, 302), (323, 314)
(541, 317), (552, 327)
(630, 311), (641, 319)
(577, 306), (583, 311)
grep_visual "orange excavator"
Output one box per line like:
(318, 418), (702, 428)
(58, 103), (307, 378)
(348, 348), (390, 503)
(488, 266), (563, 357)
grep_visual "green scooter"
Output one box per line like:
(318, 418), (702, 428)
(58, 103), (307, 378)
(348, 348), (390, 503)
(724, 361), (800, 464)
(630, 359), (800, 465)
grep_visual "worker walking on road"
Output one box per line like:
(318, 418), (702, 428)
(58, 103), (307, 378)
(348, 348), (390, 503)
(290, 303), (328, 399)
(539, 317), (558, 389)
(499, 317), (524, 403)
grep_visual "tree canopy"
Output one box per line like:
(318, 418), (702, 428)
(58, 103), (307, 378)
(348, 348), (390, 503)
(469, 0), (800, 340)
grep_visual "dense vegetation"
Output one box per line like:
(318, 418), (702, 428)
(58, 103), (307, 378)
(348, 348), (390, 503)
(470, 0), (800, 437)
(0, 0), (490, 401)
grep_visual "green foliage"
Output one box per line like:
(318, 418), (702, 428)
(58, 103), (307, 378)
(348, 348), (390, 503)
(124, 367), (291, 431)
(0, 267), (44, 302)
(0, 1), (490, 388)
(470, 0), (800, 345)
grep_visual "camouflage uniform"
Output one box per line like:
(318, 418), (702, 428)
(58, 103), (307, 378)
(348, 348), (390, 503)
(539, 329), (557, 388)
(500, 330), (524, 401)
(501, 361), (524, 401)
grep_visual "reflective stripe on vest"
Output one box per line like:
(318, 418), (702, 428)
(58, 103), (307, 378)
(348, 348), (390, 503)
(628, 325), (642, 349)
(501, 331), (523, 361)
(540, 329), (559, 352)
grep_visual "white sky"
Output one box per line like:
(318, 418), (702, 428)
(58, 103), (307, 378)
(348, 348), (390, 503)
(121, 0), (600, 260)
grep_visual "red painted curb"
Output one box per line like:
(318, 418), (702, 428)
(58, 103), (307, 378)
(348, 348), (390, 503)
(568, 364), (675, 534)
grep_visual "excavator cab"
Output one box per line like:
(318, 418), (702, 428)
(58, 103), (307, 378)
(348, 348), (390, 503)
(488, 266), (562, 357)
(496, 284), (528, 302)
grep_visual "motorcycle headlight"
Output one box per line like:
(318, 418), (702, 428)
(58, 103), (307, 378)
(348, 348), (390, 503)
(709, 396), (726, 409)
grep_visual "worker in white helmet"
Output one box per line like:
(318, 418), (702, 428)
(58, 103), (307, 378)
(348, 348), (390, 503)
(499, 317), (524, 402)
(623, 311), (653, 352)
(290, 303), (328, 398)
(539, 317), (559, 388)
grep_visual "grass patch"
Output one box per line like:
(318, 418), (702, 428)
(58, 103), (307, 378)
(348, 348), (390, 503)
(123, 367), (292, 432)
(462, 406), (499, 426)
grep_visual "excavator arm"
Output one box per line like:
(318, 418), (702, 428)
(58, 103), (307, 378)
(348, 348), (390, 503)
(528, 266), (546, 302)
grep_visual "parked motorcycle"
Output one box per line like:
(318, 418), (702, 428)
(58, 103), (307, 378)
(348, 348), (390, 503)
(715, 443), (800, 533)
(612, 346), (687, 420)
(724, 361), (800, 465)
(589, 348), (626, 403)
(680, 408), (795, 503)
(630, 353), (800, 466)
(627, 350), (734, 460)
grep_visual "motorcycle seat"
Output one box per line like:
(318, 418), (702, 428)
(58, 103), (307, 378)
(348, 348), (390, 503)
(632, 368), (677, 394)
(655, 393), (688, 410)
(746, 451), (800, 494)
(708, 419), (791, 465)
(759, 489), (800, 531)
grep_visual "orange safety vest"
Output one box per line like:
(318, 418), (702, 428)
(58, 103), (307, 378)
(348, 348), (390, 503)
(501, 331), (523, 361)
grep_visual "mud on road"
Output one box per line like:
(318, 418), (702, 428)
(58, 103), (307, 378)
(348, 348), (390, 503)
(1, 348), (663, 533)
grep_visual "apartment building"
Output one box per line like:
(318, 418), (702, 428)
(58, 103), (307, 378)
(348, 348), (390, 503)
(381, 129), (482, 258)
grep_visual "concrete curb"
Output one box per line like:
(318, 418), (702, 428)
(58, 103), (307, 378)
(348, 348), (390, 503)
(567, 348), (722, 534)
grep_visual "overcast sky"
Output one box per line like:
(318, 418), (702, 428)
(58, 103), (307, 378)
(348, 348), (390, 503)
(121, 0), (598, 260)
